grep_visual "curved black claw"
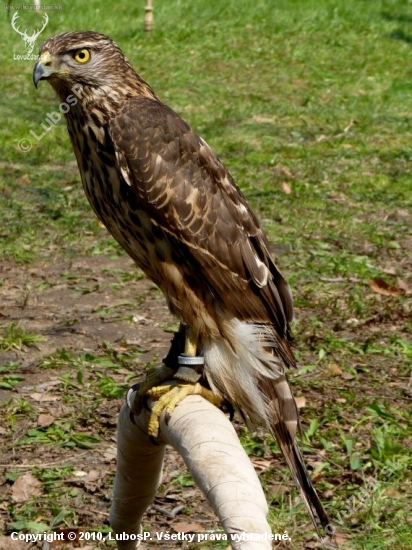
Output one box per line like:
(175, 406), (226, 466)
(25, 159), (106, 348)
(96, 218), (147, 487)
(127, 384), (142, 425)
(126, 383), (142, 409)
(164, 410), (172, 425)
(126, 382), (154, 418)
(220, 399), (235, 421)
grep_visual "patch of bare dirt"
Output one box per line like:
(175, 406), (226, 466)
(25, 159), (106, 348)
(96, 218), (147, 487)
(0, 255), (172, 375)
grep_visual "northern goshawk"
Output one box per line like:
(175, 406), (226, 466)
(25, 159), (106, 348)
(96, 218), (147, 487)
(33, 31), (330, 534)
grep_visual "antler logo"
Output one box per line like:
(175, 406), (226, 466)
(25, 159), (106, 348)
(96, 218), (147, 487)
(11, 11), (49, 55)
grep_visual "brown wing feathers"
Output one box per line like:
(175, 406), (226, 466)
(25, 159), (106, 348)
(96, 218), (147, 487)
(109, 98), (293, 340)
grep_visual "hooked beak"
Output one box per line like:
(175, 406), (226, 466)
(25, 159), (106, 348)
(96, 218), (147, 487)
(33, 51), (54, 88)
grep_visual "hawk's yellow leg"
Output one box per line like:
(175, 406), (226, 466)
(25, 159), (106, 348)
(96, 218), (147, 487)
(183, 332), (197, 356)
(147, 381), (223, 437)
(138, 329), (224, 438)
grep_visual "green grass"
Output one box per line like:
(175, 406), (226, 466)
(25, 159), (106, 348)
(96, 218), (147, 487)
(0, 323), (44, 351)
(1, 0), (411, 548)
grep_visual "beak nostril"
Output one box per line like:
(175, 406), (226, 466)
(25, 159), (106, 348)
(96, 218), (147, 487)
(39, 51), (53, 67)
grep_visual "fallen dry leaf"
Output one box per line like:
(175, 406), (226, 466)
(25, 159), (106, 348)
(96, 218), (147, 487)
(369, 277), (407, 296)
(178, 488), (197, 499)
(272, 163), (294, 179)
(334, 532), (353, 546)
(328, 363), (342, 376)
(341, 372), (356, 381)
(37, 413), (55, 427)
(171, 521), (204, 533)
(83, 469), (107, 492)
(251, 457), (272, 473)
(303, 541), (321, 549)
(103, 445), (117, 462)
(83, 470), (103, 483)
(280, 181), (292, 194)
(30, 392), (60, 402)
(12, 472), (42, 503)
(397, 278), (409, 293)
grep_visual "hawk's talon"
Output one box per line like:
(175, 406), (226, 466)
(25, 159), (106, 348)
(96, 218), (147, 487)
(125, 332), (225, 438)
(149, 435), (161, 446)
(126, 382), (142, 409)
(220, 399), (235, 421)
(127, 366), (234, 434)
(146, 381), (225, 438)
(127, 366), (177, 415)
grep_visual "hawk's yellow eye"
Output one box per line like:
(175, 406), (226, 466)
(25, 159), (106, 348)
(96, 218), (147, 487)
(73, 49), (90, 64)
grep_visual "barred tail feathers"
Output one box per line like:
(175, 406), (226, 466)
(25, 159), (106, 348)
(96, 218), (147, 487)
(261, 378), (331, 534)
(202, 318), (330, 535)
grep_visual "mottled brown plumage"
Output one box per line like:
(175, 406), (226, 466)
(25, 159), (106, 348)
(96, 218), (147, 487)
(33, 31), (330, 534)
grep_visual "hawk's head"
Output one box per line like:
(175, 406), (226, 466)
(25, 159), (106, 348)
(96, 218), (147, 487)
(33, 31), (153, 103)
